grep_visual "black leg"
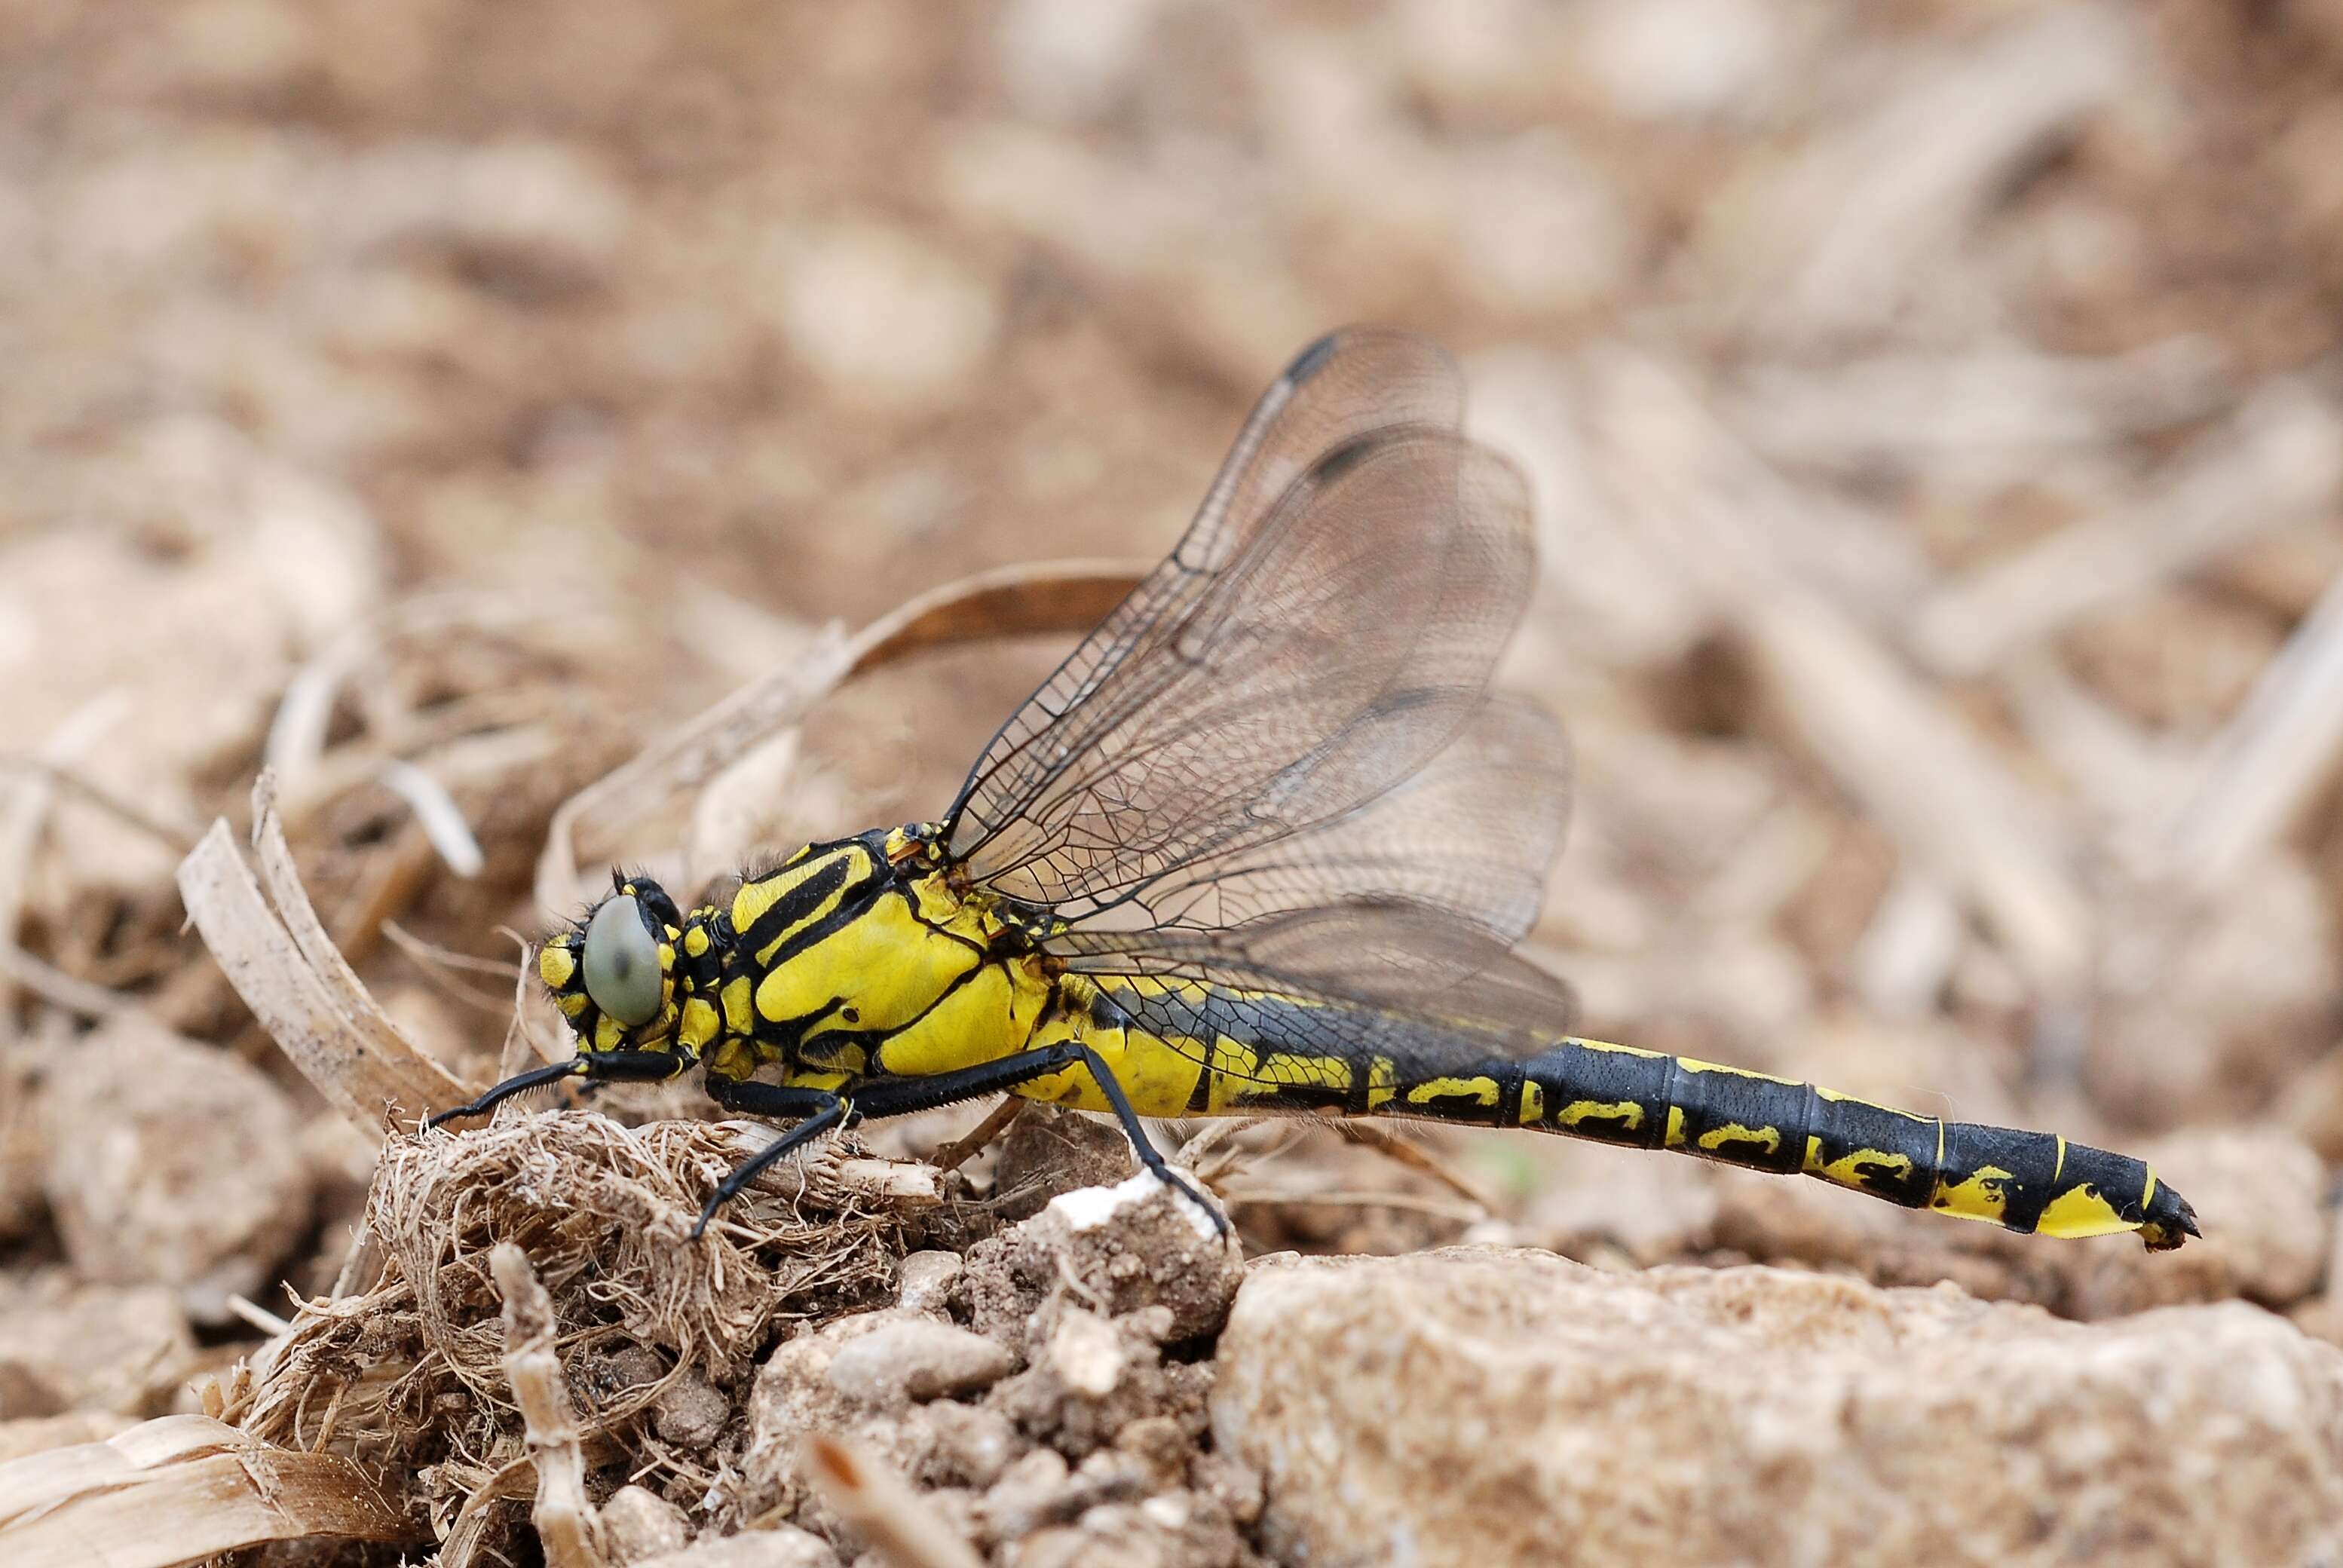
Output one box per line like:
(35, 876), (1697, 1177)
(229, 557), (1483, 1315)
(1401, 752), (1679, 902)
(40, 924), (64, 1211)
(695, 1077), (850, 1239)
(851, 1046), (1229, 1236)
(426, 1050), (690, 1129)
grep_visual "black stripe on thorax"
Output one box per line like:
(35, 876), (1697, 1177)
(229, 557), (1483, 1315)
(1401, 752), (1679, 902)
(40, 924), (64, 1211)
(737, 853), (864, 957)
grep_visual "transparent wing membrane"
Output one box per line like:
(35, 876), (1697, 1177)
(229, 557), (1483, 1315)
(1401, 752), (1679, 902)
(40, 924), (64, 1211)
(939, 327), (1576, 1067)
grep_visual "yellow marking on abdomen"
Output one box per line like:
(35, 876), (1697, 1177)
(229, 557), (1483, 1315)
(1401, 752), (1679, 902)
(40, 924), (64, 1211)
(1404, 1076), (1499, 1107)
(1696, 1122), (1782, 1156)
(1931, 1164), (2014, 1225)
(1802, 1138), (1917, 1191)
(2037, 1182), (2131, 1239)
(1558, 1099), (1644, 1131)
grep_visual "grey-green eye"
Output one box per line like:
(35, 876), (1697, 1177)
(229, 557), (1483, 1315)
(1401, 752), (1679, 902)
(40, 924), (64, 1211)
(581, 895), (663, 1027)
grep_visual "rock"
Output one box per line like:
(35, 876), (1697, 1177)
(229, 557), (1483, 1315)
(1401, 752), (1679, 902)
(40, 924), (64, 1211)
(1043, 1306), (1126, 1399)
(922, 1400), (1021, 1490)
(1008, 1493), (1252, 1568)
(825, 1318), (1014, 1405)
(653, 1370), (732, 1450)
(0, 1278), (195, 1415)
(986, 1300), (1208, 1460)
(600, 1484), (691, 1564)
(635, 1524), (840, 1568)
(893, 1251), (963, 1315)
(967, 1171), (1240, 1345)
(38, 1018), (312, 1317)
(740, 1310), (985, 1521)
(973, 1447), (1075, 1542)
(1211, 1248), (2343, 1568)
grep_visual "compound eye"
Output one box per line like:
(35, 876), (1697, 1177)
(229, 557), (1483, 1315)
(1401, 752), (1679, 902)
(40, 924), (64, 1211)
(581, 895), (663, 1027)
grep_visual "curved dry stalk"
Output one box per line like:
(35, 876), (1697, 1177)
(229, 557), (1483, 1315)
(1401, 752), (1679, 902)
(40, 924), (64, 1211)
(176, 773), (470, 1134)
(535, 559), (1147, 917)
(492, 1244), (609, 1568)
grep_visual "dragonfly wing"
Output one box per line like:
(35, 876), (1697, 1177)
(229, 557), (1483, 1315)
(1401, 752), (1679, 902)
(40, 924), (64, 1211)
(945, 327), (1468, 884)
(944, 341), (1536, 926)
(1064, 895), (1579, 1072)
(1095, 694), (1570, 947)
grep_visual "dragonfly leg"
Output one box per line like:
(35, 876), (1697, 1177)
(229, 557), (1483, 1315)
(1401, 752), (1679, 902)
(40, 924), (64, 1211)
(427, 1050), (686, 1128)
(853, 1047), (1230, 1236)
(695, 1077), (850, 1239)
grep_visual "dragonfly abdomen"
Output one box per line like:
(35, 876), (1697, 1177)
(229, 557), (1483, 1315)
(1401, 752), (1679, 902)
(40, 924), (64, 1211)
(1508, 1039), (2198, 1251)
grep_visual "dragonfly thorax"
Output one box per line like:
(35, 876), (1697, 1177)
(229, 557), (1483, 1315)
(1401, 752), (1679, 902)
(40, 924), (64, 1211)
(537, 830), (1052, 1088)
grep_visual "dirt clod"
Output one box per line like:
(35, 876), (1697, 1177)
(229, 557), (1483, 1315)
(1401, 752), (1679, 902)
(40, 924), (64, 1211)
(601, 1484), (692, 1564)
(966, 1171), (1242, 1346)
(38, 1018), (312, 1317)
(825, 1318), (1015, 1406)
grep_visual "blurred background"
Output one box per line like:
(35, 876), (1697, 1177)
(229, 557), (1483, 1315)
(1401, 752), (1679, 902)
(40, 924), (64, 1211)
(5, 0), (2343, 1439)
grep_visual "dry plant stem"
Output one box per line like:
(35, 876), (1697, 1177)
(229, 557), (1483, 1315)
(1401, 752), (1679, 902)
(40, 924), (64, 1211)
(1595, 350), (2091, 992)
(1759, 3), (2127, 341)
(0, 942), (132, 1019)
(537, 559), (1147, 916)
(800, 1432), (986, 1568)
(0, 1414), (410, 1567)
(1218, 1185), (1488, 1222)
(491, 1243), (610, 1568)
(0, 754), (199, 853)
(2161, 562), (2343, 885)
(1911, 381), (2343, 675)
(381, 918), (522, 1012)
(176, 776), (470, 1134)
(266, 590), (568, 803)
(0, 694), (124, 1032)
(1735, 338), (2227, 472)
(1328, 1119), (1496, 1212)
(930, 1095), (1028, 1174)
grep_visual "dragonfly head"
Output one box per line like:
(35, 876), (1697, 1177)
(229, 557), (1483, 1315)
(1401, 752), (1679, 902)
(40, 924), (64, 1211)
(538, 873), (709, 1058)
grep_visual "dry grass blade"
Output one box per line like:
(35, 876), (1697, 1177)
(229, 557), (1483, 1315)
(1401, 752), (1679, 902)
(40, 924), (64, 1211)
(491, 1244), (610, 1568)
(0, 755), (199, 854)
(537, 559), (1146, 915)
(0, 1414), (411, 1567)
(800, 1431), (986, 1568)
(1592, 348), (2092, 991)
(266, 590), (568, 802)
(1327, 1120), (1497, 1214)
(1757, 3), (2129, 340)
(1911, 381), (2343, 675)
(2161, 565), (2343, 885)
(0, 694), (126, 1031)
(929, 1095), (1028, 1174)
(176, 780), (470, 1134)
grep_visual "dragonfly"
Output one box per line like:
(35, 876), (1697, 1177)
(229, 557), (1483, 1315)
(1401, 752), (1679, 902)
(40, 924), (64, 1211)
(431, 329), (2199, 1251)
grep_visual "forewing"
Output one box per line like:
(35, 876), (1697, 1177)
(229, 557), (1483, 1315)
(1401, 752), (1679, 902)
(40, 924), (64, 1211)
(1086, 904), (1582, 1086)
(945, 424), (1534, 920)
(944, 329), (1486, 908)
(1067, 694), (1571, 944)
